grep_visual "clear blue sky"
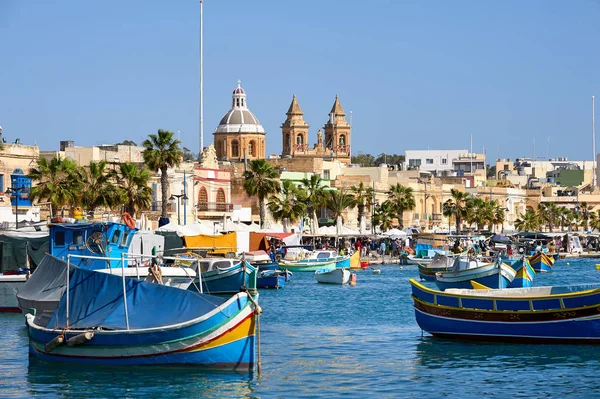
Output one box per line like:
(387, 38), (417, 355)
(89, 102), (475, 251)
(1, 0), (599, 162)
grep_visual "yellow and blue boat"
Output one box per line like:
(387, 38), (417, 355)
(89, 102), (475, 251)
(24, 255), (259, 369)
(508, 258), (535, 288)
(434, 258), (516, 290)
(528, 252), (554, 272)
(410, 278), (600, 343)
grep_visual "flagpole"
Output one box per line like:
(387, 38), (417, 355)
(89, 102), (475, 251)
(593, 95), (596, 187)
(199, 0), (204, 154)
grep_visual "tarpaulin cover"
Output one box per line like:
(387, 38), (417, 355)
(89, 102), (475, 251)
(16, 255), (68, 315)
(249, 233), (270, 252)
(155, 231), (184, 253)
(0, 232), (49, 273)
(183, 232), (237, 254)
(47, 259), (227, 330)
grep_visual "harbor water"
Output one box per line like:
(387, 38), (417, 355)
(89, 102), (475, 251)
(2, 258), (600, 398)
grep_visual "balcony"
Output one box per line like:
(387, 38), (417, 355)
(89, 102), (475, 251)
(150, 201), (176, 213)
(196, 202), (234, 219)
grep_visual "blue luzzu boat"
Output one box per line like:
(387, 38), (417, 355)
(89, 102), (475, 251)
(434, 258), (516, 291)
(528, 252), (554, 272)
(24, 255), (259, 369)
(418, 253), (455, 281)
(278, 250), (350, 272)
(508, 258), (535, 288)
(410, 278), (600, 343)
(192, 258), (257, 295)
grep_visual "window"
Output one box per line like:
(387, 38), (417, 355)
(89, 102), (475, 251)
(408, 159), (422, 166)
(54, 231), (65, 246)
(297, 134), (303, 145)
(120, 231), (129, 247)
(236, 98), (240, 107)
(231, 141), (239, 157)
(339, 135), (346, 145)
(111, 230), (121, 244)
(441, 158), (447, 165)
(198, 187), (208, 211)
(249, 141), (255, 156)
(323, 170), (330, 180)
(216, 188), (226, 204)
(0, 174), (4, 192)
(426, 159), (434, 164)
(73, 231), (83, 246)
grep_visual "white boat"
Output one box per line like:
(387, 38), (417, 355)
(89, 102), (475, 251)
(314, 268), (351, 285)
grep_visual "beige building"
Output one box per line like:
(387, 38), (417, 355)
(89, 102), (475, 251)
(40, 141), (145, 166)
(213, 81), (266, 161)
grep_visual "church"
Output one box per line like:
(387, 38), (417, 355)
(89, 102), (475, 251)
(212, 81), (351, 165)
(280, 94), (351, 165)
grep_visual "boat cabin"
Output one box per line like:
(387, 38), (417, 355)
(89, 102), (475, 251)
(196, 258), (242, 273)
(50, 222), (136, 270)
(310, 250), (339, 260)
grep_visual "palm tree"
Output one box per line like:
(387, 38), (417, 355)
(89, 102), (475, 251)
(142, 129), (183, 219)
(243, 159), (280, 228)
(589, 210), (600, 232)
(299, 174), (326, 233)
(442, 189), (470, 234)
(267, 180), (307, 232)
(515, 209), (540, 232)
(325, 189), (356, 225)
(388, 183), (415, 229)
(115, 162), (153, 218)
(28, 156), (82, 216)
(79, 160), (119, 213)
(373, 200), (395, 232)
(491, 201), (506, 233)
(579, 201), (594, 232)
(350, 182), (374, 231)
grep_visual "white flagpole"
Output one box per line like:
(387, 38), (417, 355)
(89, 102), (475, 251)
(593, 95), (596, 187)
(199, 0), (204, 154)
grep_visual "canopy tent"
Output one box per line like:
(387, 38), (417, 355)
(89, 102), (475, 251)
(383, 228), (407, 240)
(183, 232), (237, 254)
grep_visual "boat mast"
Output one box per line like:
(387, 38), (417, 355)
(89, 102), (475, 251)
(593, 95), (596, 187)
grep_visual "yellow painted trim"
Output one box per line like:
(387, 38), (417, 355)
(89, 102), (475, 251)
(470, 281), (491, 290)
(185, 316), (256, 353)
(409, 278), (600, 300)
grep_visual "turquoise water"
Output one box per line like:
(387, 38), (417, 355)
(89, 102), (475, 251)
(2, 259), (600, 398)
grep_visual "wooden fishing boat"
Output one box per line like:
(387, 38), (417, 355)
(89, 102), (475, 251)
(279, 250), (349, 272)
(192, 258), (257, 295)
(528, 252), (554, 272)
(435, 258), (516, 291)
(410, 278), (600, 343)
(418, 253), (455, 281)
(24, 255), (259, 369)
(508, 258), (535, 288)
(256, 269), (288, 289)
(314, 268), (351, 285)
(349, 251), (361, 270)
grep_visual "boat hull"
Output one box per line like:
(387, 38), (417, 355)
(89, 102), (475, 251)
(314, 268), (350, 285)
(411, 278), (600, 343)
(279, 259), (336, 272)
(0, 275), (27, 312)
(26, 293), (258, 369)
(435, 263), (516, 290)
(256, 270), (286, 289)
(529, 253), (554, 272)
(197, 262), (257, 295)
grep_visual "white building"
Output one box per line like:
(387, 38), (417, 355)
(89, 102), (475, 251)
(404, 150), (467, 172)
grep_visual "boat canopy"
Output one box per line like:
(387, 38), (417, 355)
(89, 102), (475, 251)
(27, 256), (228, 330)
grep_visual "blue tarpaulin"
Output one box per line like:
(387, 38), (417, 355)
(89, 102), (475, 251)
(48, 265), (227, 330)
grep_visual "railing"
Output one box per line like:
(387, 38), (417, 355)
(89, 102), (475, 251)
(294, 144), (309, 152)
(335, 145), (350, 155)
(197, 202), (234, 212)
(151, 201), (176, 212)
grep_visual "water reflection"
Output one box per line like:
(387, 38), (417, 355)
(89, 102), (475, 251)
(414, 336), (600, 369)
(27, 358), (257, 399)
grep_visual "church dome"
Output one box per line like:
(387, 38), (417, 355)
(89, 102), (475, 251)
(215, 81), (265, 134)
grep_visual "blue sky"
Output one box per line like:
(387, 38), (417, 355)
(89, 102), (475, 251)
(1, 0), (599, 162)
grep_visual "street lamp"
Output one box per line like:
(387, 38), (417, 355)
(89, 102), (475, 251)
(169, 193), (188, 225)
(5, 185), (25, 229)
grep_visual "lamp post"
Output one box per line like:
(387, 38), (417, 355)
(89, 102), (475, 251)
(5, 185), (24, 229)
(169, 193), (188, 225)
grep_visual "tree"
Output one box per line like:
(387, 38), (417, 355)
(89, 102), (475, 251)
(79, 160), (119, 212)
(142, 129), (184, 219)
(388, 184), (415, 229)
(182, 147), (197, 162)
(442, 189), (470, 234)
(491, 201), (506, 233)
(325, 189), (356, 225)
(267, 180), (307, 232)
(515, 209), (540, 232)
(299, 174), (327, 233)
(115, 162), (153, 218)
(486, 164), (496, 179)
(28, 156), (82, 216)
(350, 182), (374, 229)
(579, 201), (594, 232)
(374, 153), (405, 168)
(373, 200), (395, 232)
(350, 153), (376, 167)
(115, 140), (137, 146)
(243, 159), (280, 228)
